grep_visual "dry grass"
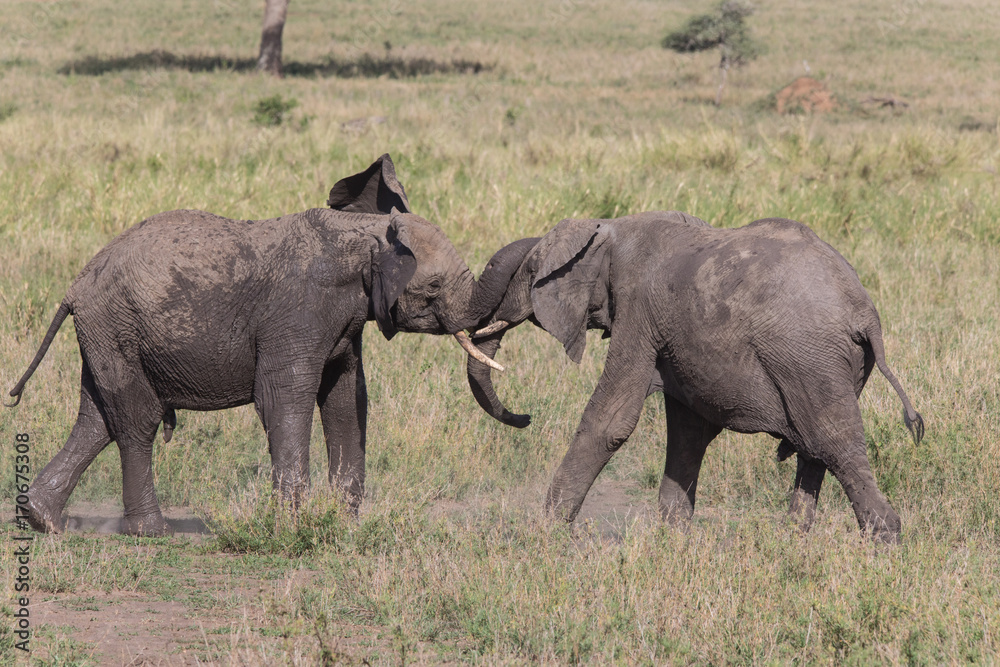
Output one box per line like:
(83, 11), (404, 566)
(1, 0), (999, 663)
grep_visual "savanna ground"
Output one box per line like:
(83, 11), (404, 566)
(1, 0), (999, 663)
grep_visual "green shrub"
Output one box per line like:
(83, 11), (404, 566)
(209, 491), (349, 556)
(662, 1), (763, 105)
(251, 93), (298, 127)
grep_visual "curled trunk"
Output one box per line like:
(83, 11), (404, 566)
(461, 237), (541, 427)
(459, 237), (541, 331)
(466, 329), (530, 428)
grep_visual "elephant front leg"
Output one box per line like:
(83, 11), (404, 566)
(318, 336), (367, 515)
(254, 370), (319, 507)
(788, 454), (826, 533)
(545, 338), (656, 522)
(658, 396), (722, 525)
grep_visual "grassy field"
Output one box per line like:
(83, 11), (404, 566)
(1, 0), (999, 663)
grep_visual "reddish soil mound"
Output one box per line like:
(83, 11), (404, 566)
(775, 76), (837, 114)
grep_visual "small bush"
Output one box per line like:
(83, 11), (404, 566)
(252, 94), (298, 127)
(663, 1), (762, 105)
(662, 0), (761, 66)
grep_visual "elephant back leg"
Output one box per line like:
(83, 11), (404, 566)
(25, 360), (113, 533)
(788, 455), (827, 533)
(545, 335), (657, 522)
(88, 354), (171, 536)
(793, 394), (900, 543)
(659, 396), (722, 524)
(318, 334), (367, 515)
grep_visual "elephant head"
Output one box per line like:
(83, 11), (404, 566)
(466, 213), (704, 425)
(326, 154), (507, 366)
(465, 218), (618, 427)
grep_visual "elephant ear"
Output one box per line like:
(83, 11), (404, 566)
(372, 210), (417, 340)
(530, 219), (608, 363)
(327, 153), (412, 214)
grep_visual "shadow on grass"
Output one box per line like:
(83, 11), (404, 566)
(58, 49), (491, 78)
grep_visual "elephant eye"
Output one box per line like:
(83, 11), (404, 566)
(427, 278), (443, 295)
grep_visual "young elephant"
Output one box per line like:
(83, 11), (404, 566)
(466, 211), (923, 543)
(8, 154), (503, 536)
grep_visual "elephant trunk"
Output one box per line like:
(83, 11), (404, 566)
(461, 237), (542, 330)
(460, 237), (541, 427)
(466, 328), (530, 428)
(455, 331), (504, 371)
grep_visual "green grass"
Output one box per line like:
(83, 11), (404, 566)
(1, 0), (999, 663)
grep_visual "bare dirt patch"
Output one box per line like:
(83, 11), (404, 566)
(28, 542), (387, 665)
(575, 477), (657, 539)
(33, 591), (230, 665)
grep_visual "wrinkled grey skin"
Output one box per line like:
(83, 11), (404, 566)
(467, 211), (924, 543)
(9, 155), (505, 536)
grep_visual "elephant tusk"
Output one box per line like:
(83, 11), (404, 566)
(454, 331), (505, 372)
(472, 320), (509, 338)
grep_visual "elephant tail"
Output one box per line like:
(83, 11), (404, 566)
(6, 302), (72, 408)
(863, 322), (924, 444)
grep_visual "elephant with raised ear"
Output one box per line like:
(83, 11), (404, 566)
(7, 154), (504, 536)
(466, 211), (924, 543)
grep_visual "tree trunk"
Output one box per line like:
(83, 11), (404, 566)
(257, 0), (290, 77)
(715, 60), (729, 106)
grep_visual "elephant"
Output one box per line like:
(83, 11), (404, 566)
(465, 211), (924, 543)
(7, 154), (505, 536)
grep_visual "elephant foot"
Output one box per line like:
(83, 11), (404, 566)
(787, 492), (818, 534)
(849, 495), (901, 545)
(865, 521), (901, 545)
(659, 504), (694, 529)
(543, 489), (583, 523)
(22, 492), (65, 533)
(121, 511), (169, 537)
(343, 492), (362, 520)
(544, 502), (580, 524)
(658, 481), (695, 527)
(872, 529), (901, 545)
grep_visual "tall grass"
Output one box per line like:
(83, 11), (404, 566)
(2, 0), (999, 663)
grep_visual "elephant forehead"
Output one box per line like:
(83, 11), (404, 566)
(403, 219), (463, 262)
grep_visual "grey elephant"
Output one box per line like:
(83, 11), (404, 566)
(8, 154), (504, 536)
(466, 211), (923, 543)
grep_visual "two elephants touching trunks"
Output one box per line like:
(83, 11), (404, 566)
(9, 158), (922, 543)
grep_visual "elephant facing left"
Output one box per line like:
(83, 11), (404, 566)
(7, 154), (505, 536)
